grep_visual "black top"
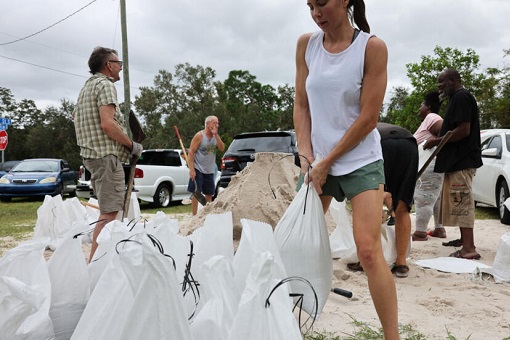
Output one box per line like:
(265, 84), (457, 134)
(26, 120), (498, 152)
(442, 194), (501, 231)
(434, 88), (483, 173)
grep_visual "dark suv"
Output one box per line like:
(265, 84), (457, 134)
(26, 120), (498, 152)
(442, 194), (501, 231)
(219, 131), (300, 188)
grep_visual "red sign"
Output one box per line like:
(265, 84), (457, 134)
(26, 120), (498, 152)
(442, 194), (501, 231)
(0, 130), (7, 151)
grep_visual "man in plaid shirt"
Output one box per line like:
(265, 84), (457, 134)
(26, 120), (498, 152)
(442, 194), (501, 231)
(74, 46), (143, 262)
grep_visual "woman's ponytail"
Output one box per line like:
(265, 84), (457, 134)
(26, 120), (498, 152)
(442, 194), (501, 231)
(348, 0), (370, 33)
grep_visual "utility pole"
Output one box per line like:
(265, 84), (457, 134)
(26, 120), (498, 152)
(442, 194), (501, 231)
(120, 0), (131, 137)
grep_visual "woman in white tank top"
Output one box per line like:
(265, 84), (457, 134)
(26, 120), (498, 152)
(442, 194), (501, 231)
(293, 1), (398, 338)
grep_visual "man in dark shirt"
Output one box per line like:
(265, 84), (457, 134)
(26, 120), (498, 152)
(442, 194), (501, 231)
(424, 68), (483, 259)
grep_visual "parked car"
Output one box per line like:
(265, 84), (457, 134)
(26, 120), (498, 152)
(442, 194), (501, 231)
(0, 160), (21, 177)
(133, 149), (191, 207)
(472, 129), (510, 224)
(219, 130), (300, 188)
(0, 158), (76, 201)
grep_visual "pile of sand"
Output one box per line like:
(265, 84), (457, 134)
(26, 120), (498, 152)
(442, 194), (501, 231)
(180, 152), (302, 240)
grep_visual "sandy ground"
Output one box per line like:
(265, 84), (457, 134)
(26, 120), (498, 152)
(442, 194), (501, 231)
(317, 216), (510, 339)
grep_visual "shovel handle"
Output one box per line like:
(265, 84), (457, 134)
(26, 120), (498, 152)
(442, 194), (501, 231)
(174, 125), (188, 163)
(417, 130), (453, 179)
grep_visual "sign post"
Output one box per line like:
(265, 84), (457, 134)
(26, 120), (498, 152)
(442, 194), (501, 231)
(0, 118), (12, 163)
(0, 130), (7, 163)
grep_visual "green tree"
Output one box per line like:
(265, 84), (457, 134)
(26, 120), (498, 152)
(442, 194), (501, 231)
(386, 46), (490, 132)
(134, 63), (220, 150)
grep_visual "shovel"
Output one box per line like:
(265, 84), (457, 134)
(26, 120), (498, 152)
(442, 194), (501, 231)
(416, 130), (453, 179)
(173, 125), (208, 206)
(122, 110), (146, 219)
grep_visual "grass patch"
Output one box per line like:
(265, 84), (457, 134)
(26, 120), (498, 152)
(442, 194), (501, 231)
(0, 197), (192, 239)
(305, 317), (481, 339)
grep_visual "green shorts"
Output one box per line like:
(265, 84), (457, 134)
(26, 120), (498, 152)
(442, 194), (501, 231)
(321, 160), (385, 201)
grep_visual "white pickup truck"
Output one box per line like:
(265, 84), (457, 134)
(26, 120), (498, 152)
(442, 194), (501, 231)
(134, 149), (191, 207)
(76, 148), (220, 207)
(134, 148), (221, 207)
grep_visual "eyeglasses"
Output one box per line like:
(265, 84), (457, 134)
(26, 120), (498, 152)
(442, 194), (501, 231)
(108, 60), (123, 67)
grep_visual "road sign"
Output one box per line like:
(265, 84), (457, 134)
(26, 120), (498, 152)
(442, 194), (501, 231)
(0, 130), (8, 151)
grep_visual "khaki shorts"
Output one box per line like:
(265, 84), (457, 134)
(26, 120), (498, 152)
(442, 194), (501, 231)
(84, 155), (126, 214)
(321, 160), (385, 201)
(439, 169), (476, 228)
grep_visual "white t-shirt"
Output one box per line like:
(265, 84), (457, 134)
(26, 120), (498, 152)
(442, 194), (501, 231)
(305, 30), (382, 176)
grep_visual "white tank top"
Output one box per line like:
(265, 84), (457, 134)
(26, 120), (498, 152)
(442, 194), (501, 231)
(305, 30), (382, 176)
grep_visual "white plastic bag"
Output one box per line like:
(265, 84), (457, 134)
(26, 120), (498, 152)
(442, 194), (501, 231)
(233, 218), (288, 296)
(274, 184), (332, 317)
(47, 223), (91, 340)
(0, 276), (46, 339)
(87, 219), (130, 292)
(227, 252), (301, 340)
(190, 256), (238, 340)
(493, 232), (510, 283)
(0, 239), (54, 340)
(118, 234), (192, 340)
(71, 254), (134, 340)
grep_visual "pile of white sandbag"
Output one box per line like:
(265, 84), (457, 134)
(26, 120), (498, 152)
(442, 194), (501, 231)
(0, 185), (334, 340)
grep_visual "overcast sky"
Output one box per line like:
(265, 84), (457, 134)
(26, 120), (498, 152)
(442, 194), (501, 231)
(1, 0), (509, 113)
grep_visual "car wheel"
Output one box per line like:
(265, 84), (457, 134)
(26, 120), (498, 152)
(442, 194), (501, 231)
(497, 180), (510, 225)
(153, 183), (172, 208)
(0, 197), (11, 202)
(53, 183), (65, 197)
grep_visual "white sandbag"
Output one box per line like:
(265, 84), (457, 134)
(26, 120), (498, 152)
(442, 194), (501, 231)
(87, 219), (130, 292)
(34, 195), (75, 250)
(228, 251), (301, 340)
(149, 230), (197, 320)
(187, 212), (235, 317)
(329, 225), (357, 261)
(0, 276), (45, 339)
(328, 198), (351, 228)
(233, 219), (288, 296)
(274, 184), (332, 317)
(47, 223), (91, 340)
(71, 255), (134, 340)
(151, 211), (180, 234)
(327, 189), (356, 262)
(330, 224), (408, 265)
(0, 239), (54, 340)
(84, 198), (100, 221)
(118, 234), (192, 340)
(118, 192), (141, 222)
(189, 211), (235, 266)
(190, 256), (238, 340)
(493, 232), (510, 283)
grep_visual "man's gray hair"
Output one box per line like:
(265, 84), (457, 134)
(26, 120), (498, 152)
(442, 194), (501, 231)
(204, 115), (217, 127)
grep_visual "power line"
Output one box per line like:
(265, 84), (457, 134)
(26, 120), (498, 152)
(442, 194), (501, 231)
(0, 54), (143, 92)
(0, 0), (98, 46)
(0, 54), (87, 78)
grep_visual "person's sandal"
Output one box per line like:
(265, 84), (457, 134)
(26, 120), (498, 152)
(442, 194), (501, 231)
(347, 262), (364, 272)
(412, 231), (428, 241)
(392, 264), (409, 278)
(427, 228), (447, 238)
(442, 239), (463, 247)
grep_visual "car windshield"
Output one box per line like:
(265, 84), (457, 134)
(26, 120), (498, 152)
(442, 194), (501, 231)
(230, 136), (292, 153)
(11, 160), (59, 172)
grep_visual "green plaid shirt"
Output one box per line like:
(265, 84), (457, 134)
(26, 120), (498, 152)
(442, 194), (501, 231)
(74, 73), (129, 162)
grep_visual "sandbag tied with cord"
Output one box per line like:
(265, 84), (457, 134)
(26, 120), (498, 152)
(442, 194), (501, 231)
(274, 181), (333, 317)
